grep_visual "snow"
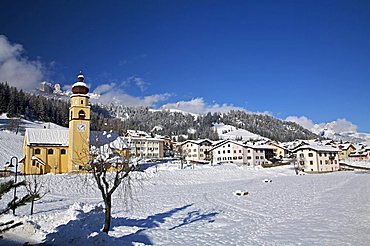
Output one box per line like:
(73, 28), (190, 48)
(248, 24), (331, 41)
(72, 81), (88, 88)
(1, 163), (370, 245)
(294, 143), (340, 152)
(0, 130), (23, 166)
(25, 128), (69, 146)
(213, 123), (266, 141)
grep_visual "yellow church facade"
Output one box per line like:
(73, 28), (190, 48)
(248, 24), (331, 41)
(22, 73), (91, 174)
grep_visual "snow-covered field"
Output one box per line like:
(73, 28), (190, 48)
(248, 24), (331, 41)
(1, 164), (370, 245)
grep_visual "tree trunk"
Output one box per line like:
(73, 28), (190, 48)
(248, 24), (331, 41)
(30, 199), (34, 215)
(102, 196), (112, 233)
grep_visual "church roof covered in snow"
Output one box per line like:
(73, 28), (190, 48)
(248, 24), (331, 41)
(25, 128), (69, 146)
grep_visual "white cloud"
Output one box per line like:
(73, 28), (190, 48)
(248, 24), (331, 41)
(160, 98), (245, 115)
(0, 35), (45, 90)
(322, 118), (358, 133)
(93, 82), (116, 94)
(91, 83), (171, 107)
(285, 116), (315, 130)
(121, 76), (149, 92)
(285, 116), (358, 134)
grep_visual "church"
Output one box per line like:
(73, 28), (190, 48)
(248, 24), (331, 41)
(22, 72), (91, 174)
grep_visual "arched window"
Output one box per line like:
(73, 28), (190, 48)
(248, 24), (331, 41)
(34, 149), (41, 155)
(48, 149), (54, 155)
(61, 149), (66, 155)
(78, 110), (86, 119)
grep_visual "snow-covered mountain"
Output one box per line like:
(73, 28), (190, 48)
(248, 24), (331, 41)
(286, 117), (370, 144)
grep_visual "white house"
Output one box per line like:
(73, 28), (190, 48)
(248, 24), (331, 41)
(179, 139), (214, 163)
(210, 140), (274, 166)
(124, 136), (164, 159)
(294, 144), (340, 173)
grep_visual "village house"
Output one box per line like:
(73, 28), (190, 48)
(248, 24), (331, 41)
(337, 143), (356, 160)
(210, 140), (275, 166)
(179, 139), (214, 163)
(294, 144), (340, 173)
(348, 148), (369, 162)
(268, 141), (291, 159)
(124, 135), (164, 159)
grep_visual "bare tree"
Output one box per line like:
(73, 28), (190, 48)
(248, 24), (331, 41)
(84, 135), (137, 233)
(24, 172), (48, 215)
(7, 118), (21, 134)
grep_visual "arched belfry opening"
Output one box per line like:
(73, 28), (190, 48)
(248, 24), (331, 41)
(78, 110), (86, 119)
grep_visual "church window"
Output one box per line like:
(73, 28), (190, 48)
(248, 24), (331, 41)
(48, 149), (54, 155)
(32, 160), (36, 166)
(34, 149), (41, 155)
(61, 149), (66, 155)
(81, 100), (83, 105)
(78, 110), (86, 119)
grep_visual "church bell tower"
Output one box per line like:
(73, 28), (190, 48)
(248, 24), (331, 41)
(68, 72), (91, 172)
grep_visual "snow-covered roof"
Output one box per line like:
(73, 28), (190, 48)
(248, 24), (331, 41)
(337, 143), (355, 150)
(72, 81), (88, 88)
(252, 144), (276, 150)
(180, 139), (214, 146)
(126, 130), (151, 138)
(25, 128), (69, 146)
(294, 144), (340, 152)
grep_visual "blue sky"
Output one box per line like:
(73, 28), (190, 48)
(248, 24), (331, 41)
(0, 0), (369, 132)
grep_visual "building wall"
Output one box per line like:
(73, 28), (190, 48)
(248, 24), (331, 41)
(182, 141), (212, 162)
(68, 94), (91, 172)
(338, 145), (356, 160)
(297, 149), (339, 173)
(127, 138), (164, 159)
(23, 145), (68, 175)
(213, 142), (244, 164)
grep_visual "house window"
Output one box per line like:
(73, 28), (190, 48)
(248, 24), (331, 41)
(218, 151), (220, 154)
(247, 156), (252, 160)
(319, 153), (322, 157)
(299, 154), (304, 158)
(48, 149), (54, 155)
(239, 150), (242, 153)
(256, 156), (259, 159)
(238, 156), (242, 159)
(234, 150), (236, 153)
(34, 149), (41, 155)
(310, 161), (313, 165)
(248, 150), (251, 153)
(227, 150), (230, 153)
(308, 153), (313, 157)
(61, 149), (66, 155)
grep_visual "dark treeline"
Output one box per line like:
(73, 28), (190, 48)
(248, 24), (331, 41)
(0, 82), (317, 142)
(0, 82), (69, 127)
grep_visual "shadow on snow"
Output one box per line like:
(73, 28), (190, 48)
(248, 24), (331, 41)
(43, 204), (219, 245)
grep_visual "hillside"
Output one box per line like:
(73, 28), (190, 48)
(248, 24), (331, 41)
(0, 82), (317, 142)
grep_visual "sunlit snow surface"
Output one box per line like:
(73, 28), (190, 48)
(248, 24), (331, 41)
(1, 164), (370, 245)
